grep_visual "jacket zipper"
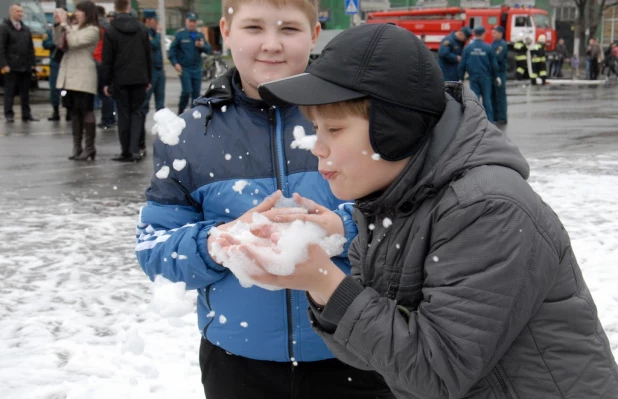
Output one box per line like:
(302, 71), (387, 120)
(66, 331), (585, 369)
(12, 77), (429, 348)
(202, 284), (214, 338)
(492, 366), (514, 399)
(269, 107), (294, 361)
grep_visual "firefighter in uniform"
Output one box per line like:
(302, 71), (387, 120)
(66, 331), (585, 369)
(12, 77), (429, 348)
(513, 33), (529, 80)
(531, 34), (548, 85)
(168, 12), (211, 115)
(458, 26), (500, 123)
(491, 26), (508, 124)
(438, 26), (472, 82)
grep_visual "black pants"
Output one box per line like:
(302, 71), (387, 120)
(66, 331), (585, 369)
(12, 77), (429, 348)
(114, 84), (146, 156)
(3, 70), (31, 119)
(590, 59), (599, 80)
(199, 338), (395, 399)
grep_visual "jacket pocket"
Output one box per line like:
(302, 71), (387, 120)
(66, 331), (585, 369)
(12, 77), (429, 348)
(489, 363), (518, 399)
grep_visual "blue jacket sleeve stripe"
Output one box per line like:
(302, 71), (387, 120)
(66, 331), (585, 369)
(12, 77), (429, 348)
(135, 201), (228, 290)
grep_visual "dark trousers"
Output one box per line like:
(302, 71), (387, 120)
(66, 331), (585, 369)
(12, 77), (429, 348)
(492, 71), (508, 122)
(178, 67), (201, 112)
(3, 70), (31, 119)
(96, 63), (116, 125)
(114, 84), (147, 156)
(549, 59), (563, 78)
(590, 58), (599, 80)
(49, 61), (60, 107)
(470, 76), (494, 123)
(199, 338), (395, 399)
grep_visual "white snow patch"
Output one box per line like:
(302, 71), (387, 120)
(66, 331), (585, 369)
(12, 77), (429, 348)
(371, 153), (381, 161)
(383, 218), (392, 228)
(151, 108), (186, 146)
(218, 315), (227, 324)
(240, 321), (248, 328)
(291, 125), (317, 150)
(173, 159), (187, 171)
(225, 154), (232, 161)
(432, 256), (439, 262)
(232, 180), (249, 195)
(156, 166), (170, 179)
(228, 7), (233, 14)
(192, 110), (201, 119)
(221, 106), (227, 113)
(148, 275), (194, 318)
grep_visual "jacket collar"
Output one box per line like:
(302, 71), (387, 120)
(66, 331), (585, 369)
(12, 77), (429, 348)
(198, 68), (298, 117)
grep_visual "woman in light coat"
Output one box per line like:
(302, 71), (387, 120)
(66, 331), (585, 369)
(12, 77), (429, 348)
(54, 1), (99, 161)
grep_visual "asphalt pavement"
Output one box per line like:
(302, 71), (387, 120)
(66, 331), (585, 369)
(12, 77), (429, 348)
(1, 77), (617, 203)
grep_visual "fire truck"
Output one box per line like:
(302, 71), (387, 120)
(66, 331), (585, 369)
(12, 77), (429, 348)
(366, 6), (556, 76)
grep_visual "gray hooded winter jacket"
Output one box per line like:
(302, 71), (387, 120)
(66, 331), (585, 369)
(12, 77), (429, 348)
(309, 83), (618, 399)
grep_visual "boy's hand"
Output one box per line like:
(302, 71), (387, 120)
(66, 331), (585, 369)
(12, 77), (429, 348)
(207, 191), (283, 260)
(262, 193), (345, 237)
(239, 243), (345, 305)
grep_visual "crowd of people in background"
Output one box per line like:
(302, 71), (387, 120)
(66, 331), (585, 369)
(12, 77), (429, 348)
(1, 0), (212, 163)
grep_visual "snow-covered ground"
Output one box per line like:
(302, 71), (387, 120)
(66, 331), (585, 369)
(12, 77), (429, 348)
(0, 153), (616, 398)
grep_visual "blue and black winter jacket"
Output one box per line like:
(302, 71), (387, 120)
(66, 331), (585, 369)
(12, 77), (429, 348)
(136, 69), (357, 362)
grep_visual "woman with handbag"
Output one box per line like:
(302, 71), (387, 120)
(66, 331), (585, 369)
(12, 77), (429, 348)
(54, 1), (100, 161)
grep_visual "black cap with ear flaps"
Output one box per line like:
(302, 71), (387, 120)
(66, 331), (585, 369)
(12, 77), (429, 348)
(259, 23), (446, 162)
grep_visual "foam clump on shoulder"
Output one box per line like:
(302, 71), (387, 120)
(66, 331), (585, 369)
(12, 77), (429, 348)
(151, 108), (187, 146)
(210, 197), (346, 290)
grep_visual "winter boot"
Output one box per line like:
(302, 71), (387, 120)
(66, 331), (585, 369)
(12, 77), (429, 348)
(68, 110), (83, 160)
(75, 113), (96, 161)
(48, 106), (60, 121)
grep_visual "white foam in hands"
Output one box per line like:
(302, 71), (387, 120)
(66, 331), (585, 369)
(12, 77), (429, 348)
(291, 125), (317, 150)
(209, 198), (346, 290)
(151, 108), (186, 146)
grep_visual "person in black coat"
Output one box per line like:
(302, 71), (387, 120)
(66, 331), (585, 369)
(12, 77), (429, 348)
(102, 0), (152, 162)
(0, 3), (38, 122)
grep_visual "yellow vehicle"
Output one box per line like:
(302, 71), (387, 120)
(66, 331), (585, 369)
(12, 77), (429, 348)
(1, 0), (50, 82)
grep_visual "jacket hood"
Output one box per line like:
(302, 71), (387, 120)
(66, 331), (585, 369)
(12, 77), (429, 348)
(111, 13), (141, 34)
(357, 82), (529, 216)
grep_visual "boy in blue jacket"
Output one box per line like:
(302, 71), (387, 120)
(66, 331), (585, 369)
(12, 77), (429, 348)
(136, 0), (394, 398)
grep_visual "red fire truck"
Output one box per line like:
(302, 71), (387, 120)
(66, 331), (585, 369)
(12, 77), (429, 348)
(366, 6), (556, 75)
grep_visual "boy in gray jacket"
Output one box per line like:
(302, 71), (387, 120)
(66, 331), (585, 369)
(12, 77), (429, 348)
(235, 23), (618, 398)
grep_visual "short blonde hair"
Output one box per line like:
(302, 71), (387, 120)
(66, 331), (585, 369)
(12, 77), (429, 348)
(301, 97), (371, 122)
(223, 0), (319, 26)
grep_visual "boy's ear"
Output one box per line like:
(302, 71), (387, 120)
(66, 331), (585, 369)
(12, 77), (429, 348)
(220, 17), (230, 48)
(310, 22), (321, 51)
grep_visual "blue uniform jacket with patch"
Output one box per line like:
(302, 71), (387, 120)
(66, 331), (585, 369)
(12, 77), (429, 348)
(437, 32), (465, 82)
(148, 28), (163, 69)
(168, 28), (211, 69)
(458, 39), (498, 80)
(492, 38), (508, 74)
(135, 69), (358, 362)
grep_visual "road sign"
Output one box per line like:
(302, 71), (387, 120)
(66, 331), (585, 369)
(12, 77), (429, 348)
(345, 0), (359, 15)
(318, 10), (331, 22)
